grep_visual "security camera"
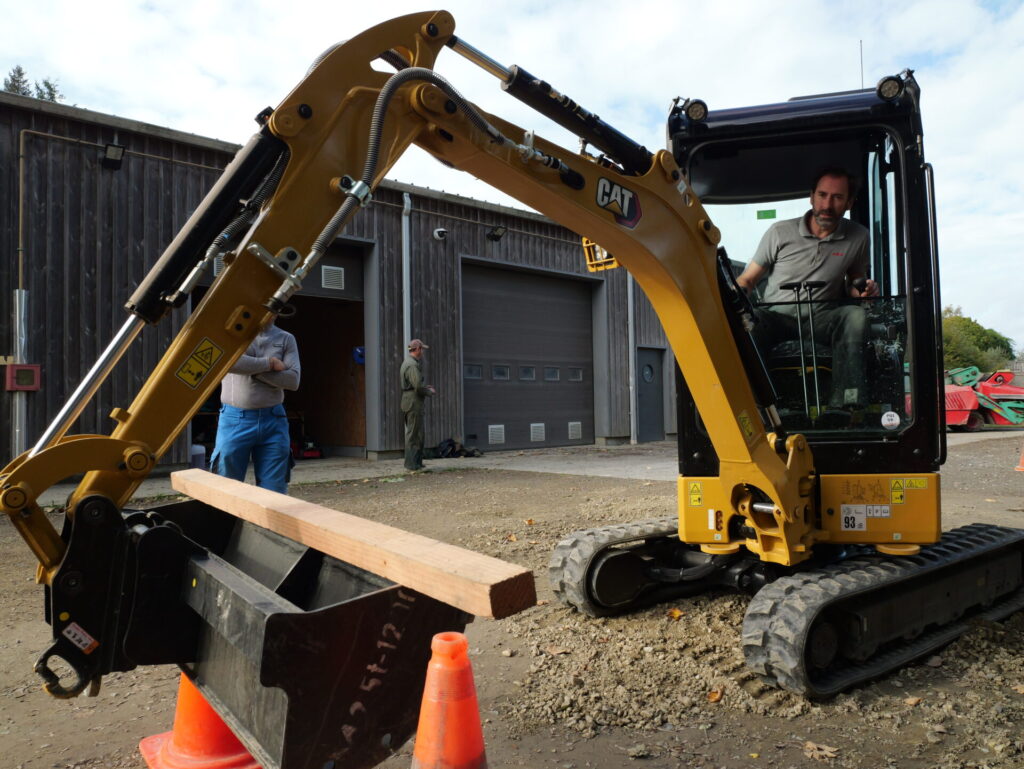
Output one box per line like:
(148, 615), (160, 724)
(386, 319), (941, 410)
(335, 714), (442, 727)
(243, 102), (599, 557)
(432, 228), (448, 241)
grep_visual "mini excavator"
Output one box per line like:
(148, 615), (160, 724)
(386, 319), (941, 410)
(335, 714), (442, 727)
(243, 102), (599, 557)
(2, 10), (1023, 768)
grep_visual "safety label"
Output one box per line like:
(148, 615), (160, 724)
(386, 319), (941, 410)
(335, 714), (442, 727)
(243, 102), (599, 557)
(176, 338), (224, 389)
(905, 478), (928, 490)
(840, 504), (867, 531)
(890, 479), (905, 505)
(688, 481), (703, 507)
(737, 411), (756, 443)
(62, 621), (99, 654)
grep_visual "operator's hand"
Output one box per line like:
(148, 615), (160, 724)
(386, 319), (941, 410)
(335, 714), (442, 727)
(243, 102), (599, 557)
(851, 278), (879, 298)
(427, 384), (436, 395)
(269, 357), (286, 372)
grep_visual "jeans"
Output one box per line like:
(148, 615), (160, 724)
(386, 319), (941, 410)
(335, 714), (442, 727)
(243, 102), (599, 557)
(210, 404), (292, 493)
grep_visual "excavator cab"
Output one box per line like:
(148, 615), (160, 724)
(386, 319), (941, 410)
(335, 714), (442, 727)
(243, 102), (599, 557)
(669, 71), (945, 477)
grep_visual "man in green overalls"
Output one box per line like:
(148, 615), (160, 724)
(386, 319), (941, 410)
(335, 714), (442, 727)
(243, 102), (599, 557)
(400, 339), (435, 471)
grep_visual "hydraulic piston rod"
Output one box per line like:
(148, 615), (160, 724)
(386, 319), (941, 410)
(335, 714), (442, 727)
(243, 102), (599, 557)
(29, 316), (145, 457)
(446, 35), (653, 175)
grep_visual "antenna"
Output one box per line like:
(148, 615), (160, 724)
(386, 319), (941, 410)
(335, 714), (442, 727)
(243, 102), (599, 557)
(860, 40), (864, 89)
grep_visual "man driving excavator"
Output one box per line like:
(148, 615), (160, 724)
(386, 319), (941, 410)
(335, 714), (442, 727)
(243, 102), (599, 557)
(735, 167), (880, 413)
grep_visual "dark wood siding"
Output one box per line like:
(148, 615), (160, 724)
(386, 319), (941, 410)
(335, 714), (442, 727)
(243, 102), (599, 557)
(1, 94), (669, 467)
(603, 268), (632, 437)
(1, 94), (233, 464)
(635, 286), (669, 348)
(634, 286), (677, 433)
(363, 184), (635, 452)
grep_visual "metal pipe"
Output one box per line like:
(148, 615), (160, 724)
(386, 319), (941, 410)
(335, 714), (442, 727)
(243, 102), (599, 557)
(29, 316), (145, 457)
(402, 193), (413, 345)
(445, 36), (513, 82)
(10, 289), (29, 459)
(627, 274), (637, 444)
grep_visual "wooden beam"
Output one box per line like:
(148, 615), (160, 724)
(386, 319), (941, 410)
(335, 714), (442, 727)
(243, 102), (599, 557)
(170, 469), (536, 619)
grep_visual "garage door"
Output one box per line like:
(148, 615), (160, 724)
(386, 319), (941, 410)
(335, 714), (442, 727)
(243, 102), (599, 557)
(462, 263), (594, 451)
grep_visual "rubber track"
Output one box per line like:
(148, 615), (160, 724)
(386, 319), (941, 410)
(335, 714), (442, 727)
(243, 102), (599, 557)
(548, 517), (678, 617)
(742, 523), (1024, 697)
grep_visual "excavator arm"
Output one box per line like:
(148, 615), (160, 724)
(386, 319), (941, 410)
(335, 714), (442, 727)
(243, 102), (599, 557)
(0, 9), (834, 713)
(3, 10), (813, 584)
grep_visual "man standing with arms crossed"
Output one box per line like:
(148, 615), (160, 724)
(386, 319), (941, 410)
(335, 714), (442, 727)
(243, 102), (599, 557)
(211, 318), (300, 493)
(400, 339), (435, 472)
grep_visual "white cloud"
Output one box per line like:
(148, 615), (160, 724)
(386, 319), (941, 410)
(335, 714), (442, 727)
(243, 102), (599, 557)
(4, 0), (1022, 347)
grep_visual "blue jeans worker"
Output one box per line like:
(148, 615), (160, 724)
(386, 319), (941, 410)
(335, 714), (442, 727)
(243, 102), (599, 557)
(400, 339), (435, 471)
(210, 320), (301, 493)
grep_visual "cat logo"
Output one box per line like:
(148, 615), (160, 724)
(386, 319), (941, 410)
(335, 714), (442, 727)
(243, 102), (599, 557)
(596, 177), (642, 228)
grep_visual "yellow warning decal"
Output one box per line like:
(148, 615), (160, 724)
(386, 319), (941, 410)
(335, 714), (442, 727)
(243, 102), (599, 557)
(175, 338), (224, 389)
(688, 481), (703, 507)
(737, 411), (756, 444)
(905, 478), (928, 490)
(890, 479), (905, 505)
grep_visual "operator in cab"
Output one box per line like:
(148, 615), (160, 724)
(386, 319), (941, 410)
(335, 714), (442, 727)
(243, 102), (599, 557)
(735, 167), (879, 413)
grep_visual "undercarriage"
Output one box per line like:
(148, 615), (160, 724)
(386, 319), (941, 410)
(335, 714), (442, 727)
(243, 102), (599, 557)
(549, 520), (1024, 697)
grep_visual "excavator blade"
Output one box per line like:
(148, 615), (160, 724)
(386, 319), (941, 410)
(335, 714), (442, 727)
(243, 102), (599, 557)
(38, 497), (469, 769)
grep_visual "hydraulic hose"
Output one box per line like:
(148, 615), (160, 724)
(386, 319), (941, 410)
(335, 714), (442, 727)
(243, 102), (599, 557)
(165, 148), (290, 309)
(309, 67), (504, 258)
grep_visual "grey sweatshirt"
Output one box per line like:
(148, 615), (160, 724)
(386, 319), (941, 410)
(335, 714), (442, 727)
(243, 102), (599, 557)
(220, 323), (300, 409)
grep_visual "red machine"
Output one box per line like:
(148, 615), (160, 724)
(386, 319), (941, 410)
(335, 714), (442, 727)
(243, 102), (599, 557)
(945, 367), (1024, 431)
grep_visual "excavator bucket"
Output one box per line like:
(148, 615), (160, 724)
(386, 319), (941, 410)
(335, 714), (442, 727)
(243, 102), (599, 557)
(40, 497), (470, 769)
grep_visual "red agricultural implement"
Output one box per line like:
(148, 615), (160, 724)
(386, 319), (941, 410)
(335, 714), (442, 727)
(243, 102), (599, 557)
(944, 366), (1024, 431)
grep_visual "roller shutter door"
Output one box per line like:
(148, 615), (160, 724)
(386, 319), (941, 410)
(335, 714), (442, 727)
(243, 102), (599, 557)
(462, 264), (593, 450)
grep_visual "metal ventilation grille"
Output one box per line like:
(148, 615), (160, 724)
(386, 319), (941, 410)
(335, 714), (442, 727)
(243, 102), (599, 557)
(213, 254), (225, 276)
(321, 265), (345, 290)
(568, 421), (582, 440)
(488, 424), (505, 444)
(530, 423), (546, 442)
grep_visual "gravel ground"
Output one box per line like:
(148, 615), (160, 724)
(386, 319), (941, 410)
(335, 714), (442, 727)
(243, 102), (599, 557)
(2, 432), (1023, 769)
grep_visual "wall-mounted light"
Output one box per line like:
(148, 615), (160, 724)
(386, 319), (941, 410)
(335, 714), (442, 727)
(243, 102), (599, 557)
(102, 143), (126, 170)
(486, 225), (507, 241)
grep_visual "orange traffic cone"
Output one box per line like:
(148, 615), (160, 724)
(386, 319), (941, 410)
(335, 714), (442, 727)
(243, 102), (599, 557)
(411, 632), (487, 769)
(139, 673), (261, 769)
(1016, 442), (1024, 472)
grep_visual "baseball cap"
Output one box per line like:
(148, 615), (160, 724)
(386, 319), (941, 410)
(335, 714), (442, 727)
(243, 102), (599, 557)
(408, 339), (429, 350)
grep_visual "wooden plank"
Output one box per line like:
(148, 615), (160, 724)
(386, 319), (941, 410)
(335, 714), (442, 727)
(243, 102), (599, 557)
(170, 468), (536, 619)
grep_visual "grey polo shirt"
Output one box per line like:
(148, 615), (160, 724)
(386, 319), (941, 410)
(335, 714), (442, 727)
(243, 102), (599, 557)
(752, 211), (869, 305)
(220, 323), (301, 409)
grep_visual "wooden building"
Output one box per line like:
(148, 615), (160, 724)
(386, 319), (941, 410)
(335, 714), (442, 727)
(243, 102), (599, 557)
(0, 92), (676, 466)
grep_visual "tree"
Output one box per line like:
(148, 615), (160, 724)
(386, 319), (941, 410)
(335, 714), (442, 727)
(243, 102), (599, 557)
(4, 65), (64, 102)
(941, 306), (1015, 372)
(3, 65), (31, 96)
(34, 78), (63, 102)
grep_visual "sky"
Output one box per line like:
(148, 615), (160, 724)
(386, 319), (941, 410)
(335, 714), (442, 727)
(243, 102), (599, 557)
(4, 0), (1023, 350)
